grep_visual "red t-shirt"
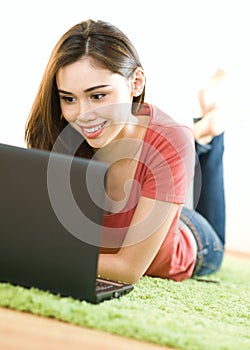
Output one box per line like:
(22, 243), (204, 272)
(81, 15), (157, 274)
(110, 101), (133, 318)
(102, 103), (196, 281)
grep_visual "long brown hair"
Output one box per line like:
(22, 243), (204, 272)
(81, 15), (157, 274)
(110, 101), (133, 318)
(25, 19), (145, 158)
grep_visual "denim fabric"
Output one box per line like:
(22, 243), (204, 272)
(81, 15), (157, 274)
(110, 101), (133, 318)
(181, 133), (225, 276)
(180, 206), (224, 276)
(193, 134), (225, 245)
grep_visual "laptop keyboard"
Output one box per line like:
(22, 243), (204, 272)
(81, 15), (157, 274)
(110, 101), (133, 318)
(96, 280), (116, 292)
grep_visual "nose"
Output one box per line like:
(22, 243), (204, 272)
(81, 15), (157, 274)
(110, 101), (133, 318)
(77, 103), (96, 122)
(77, 100), (88, 119)
(77, 101), (95, 122)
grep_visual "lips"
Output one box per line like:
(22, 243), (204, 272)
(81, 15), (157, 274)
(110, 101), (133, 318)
(80, 121), (107, 139)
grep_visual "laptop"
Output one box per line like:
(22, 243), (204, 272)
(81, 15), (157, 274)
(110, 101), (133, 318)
(0, 143), (134, 303)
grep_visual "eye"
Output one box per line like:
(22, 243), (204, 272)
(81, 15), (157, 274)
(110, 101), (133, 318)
(90, 93), (106, 101)
(60, 95), (77, 104)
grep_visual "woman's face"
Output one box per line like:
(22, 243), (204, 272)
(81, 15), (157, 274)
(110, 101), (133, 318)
(56, 58), (137, 149)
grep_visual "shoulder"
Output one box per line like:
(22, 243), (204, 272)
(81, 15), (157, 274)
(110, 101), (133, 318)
(140, 103), (194, 151)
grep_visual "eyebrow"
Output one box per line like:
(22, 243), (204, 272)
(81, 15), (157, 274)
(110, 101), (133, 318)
(57, 85), (111, 94)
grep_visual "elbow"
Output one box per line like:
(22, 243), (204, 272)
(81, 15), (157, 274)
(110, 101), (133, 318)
(118, 257), (144, 284)
(124, 272), (141, 285)
(98, 252), (143, 285)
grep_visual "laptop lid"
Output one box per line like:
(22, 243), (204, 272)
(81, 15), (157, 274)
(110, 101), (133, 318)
(0, 143), (133, 303)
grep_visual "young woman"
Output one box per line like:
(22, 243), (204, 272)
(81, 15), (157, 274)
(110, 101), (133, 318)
(25, 19), (225, 284)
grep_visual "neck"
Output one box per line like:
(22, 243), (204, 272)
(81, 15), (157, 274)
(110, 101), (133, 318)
(93, 114), (149, 164)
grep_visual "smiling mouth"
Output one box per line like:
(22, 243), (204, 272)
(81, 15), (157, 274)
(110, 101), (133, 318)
(80, 121), (107, 138)
(83, 121), (106, 133)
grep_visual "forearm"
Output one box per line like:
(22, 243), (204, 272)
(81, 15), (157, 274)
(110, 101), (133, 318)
(97, 251), (142, 285)
(98, 199), (179, 285)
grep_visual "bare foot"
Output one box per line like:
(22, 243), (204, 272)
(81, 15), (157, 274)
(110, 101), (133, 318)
(194, 69), (226, 144)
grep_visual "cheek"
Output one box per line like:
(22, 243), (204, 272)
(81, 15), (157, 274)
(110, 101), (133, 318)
(98, 103), (131, 124)
(117, 88), (133, 103)
(61, 105), (78, 123)
(108, 90), (133, 120)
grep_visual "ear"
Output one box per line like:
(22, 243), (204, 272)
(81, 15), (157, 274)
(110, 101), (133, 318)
(130, 67), (145, 97)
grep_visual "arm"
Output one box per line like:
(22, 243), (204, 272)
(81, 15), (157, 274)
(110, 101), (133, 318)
(98, 196), (180, 284)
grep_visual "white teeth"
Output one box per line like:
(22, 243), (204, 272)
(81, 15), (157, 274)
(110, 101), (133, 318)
(84, 124), (103, 133)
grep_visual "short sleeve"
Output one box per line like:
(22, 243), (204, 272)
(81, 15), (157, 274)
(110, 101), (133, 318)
(138, 109), (195, 204)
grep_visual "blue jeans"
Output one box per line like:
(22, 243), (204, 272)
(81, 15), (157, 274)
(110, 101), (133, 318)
(181, 133), (225, 276)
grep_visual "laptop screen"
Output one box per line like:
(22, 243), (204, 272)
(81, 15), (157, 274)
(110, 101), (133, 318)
(0, 143), (109, 302)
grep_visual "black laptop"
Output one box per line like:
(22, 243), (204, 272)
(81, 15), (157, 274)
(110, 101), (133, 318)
(0, 143), (134, 303)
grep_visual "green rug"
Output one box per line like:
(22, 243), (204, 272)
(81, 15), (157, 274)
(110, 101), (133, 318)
(0, 255), (249, 350)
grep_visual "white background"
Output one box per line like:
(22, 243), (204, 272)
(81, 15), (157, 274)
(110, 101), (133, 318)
(0, 0), (249, 252)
